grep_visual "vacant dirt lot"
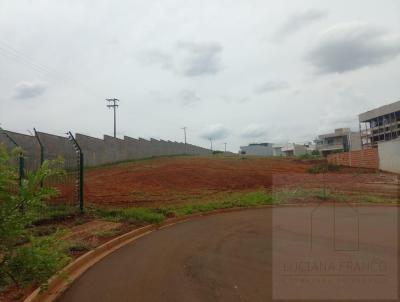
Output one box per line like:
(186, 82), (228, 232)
(84, 156), (398, 207)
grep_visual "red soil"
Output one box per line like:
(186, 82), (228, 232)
(83, 156), (398, 207)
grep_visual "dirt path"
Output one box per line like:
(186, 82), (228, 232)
(57, 206), (399, 302)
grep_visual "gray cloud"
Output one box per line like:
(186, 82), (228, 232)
(241, 124), (267, 138)
(1, 1), (399, 152)
(177, 41), (223, 76)
(200, 124), (229, 140)
(254, 80), (289, 94)
(180, 89), (201, 106)
(306, 22), (400, 73)
(140, 50), (174, 71)
(220, 95), (251, 103)
(274, 9), (327, 40)
(141, 41), (223, 77)
(13, 80), (47, 99)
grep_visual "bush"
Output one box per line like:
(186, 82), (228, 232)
(311, 150), (320, 156)
(297, 151), (323, 160)
(0, 145), (69, 291)
(307, 163), (340, 174)
(6, 234), (70, 290)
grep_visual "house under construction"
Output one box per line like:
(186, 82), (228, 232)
(359, 100), (400, 149)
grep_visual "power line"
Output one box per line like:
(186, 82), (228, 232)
(0, 39), (103, 99)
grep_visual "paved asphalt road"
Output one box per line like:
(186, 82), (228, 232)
(58, 205), (399, 302)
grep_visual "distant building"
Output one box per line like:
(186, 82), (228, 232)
(272, 145), (283, 156)
(239, 143), (274, 156)
(359, 100), (400, 148)
(315, 128), (361, 157)
(307, 143), (317, 154)
(281, 143), (308, 157)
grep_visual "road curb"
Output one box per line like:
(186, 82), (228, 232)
(23, 205), (273, 302)
(23, 202), (398, 302)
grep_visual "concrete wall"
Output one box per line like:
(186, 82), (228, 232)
(281, 144), (308, 157)
(327, 149), (379, 169)
(239, 145), (274, 156)
(294, 144), (308, 156)
(273, 147), (282, 156)
(0, 129), (211, 167)
(378, 139), (400, 174)
(0, 130), (41, 170)
(350, 132), (362, 151)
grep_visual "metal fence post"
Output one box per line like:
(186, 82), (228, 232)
(67, 131), (84, 213)
(79, 152), (84, 213)
(18, 155), (25, 213)
(19, 155), (25, 186)
(33, 128), (44, 187)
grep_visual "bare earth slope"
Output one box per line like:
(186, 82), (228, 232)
(84, 156), (398, 207)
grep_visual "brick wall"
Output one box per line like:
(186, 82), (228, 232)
(327, 149), (379, 169)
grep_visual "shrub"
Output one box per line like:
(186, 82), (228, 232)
(307, 163), (340, 174)
(311, 150), (320, 156)
(0, 145), (70, 291)
(212, 150), (224, 155)
(6, 234), (70, 290)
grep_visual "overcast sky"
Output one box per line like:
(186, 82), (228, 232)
(0, 0), (399, 151)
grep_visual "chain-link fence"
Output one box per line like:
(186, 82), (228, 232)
(0, 129), (83, 213)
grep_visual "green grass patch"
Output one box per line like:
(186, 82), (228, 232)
(273, 187), (348, 203)
(94, 229), (121, 238)
(33, 204), (79, 226)
(355, 194), (395, 204)
(273, 187), (396, 204)
(30, 225), (62, 237)
(94, 207), (165, 224)
(93, 191), (273, 223)
(92, 188), (395, 228)
(167, 191), (274, 217)
(67, 241), (94, 253)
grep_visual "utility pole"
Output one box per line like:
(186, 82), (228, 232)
(348, 132), (352, 167)
(224, 142), (227, 153)
(209, 138), (213, 151)
(181, 127), (187, 154)
(106, 98), (119, 138)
